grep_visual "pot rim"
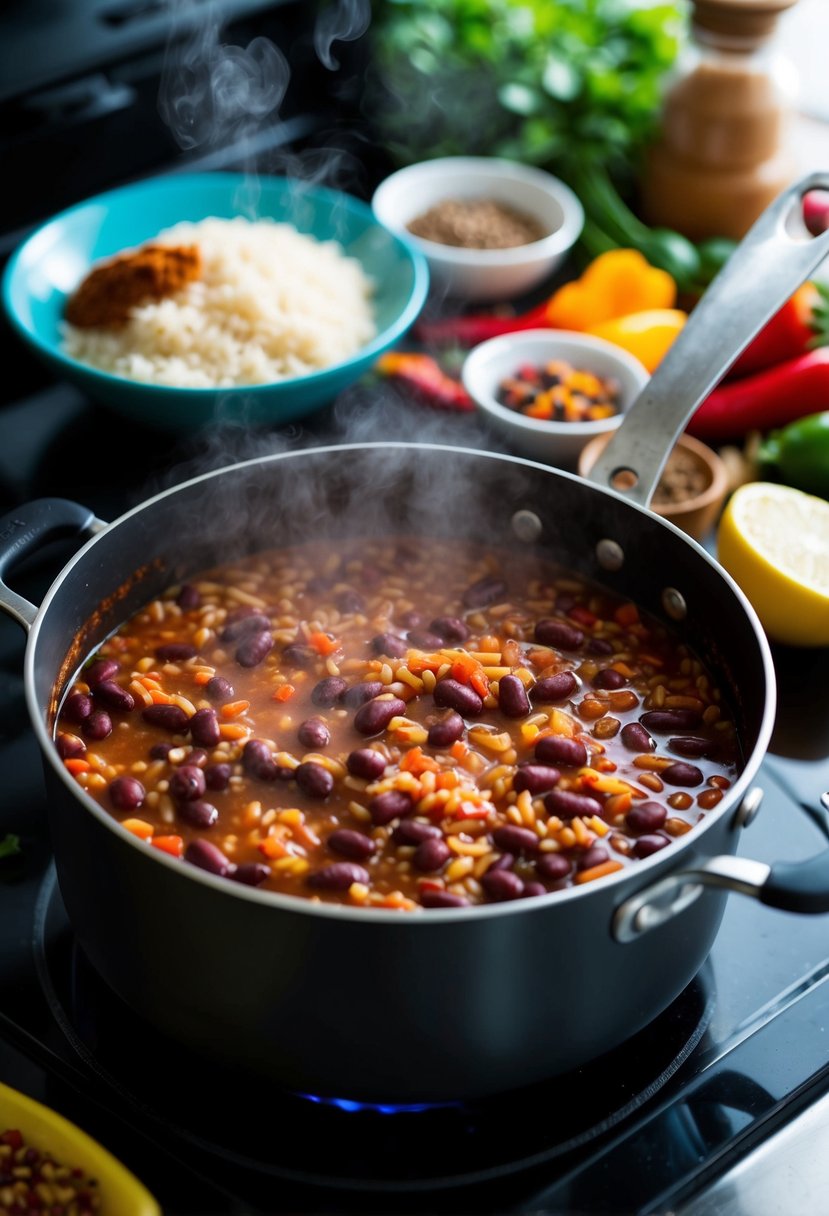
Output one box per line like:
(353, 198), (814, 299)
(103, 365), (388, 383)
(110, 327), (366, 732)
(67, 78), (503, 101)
(25, 441), (777, 924)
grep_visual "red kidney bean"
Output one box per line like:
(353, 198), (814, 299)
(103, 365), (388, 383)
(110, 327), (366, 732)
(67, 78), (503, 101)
(413, 837), (451, 872)
(177, 799), (218, 828)
(236, 630), (273, 668)
(93, 680), (135, 713)
(534, 619), (584, 649)
(578, 845), (609, 870)
(634, 834), (671, 858)
(305, 575), (332, 595)
(354, 696), (407, 736)
(433, 678), (483, 717)
(536, 853), (572, 882)
(427, 711), (465, 749)
(534, 735), (587, 768)
(56, 732), (86, 760)
(593, 668), (625, 690)
(281, 643), (318, 668)
(392, 820), (441, 846)
(142, 704), (189, 733)
(298, 717), (330, 749)
(498, 674), (530, 718)
(63, 691), (93, 723)
(206, 675), (235, 703)
(513, 763), (561, 795)
(626, 801), (668, 833)
(587, 637), (614, 655)
(396, 609), (423, 629)
(176, 584), (201, 610)
(190, 707), (221, 748)
(370, 633), (408, 658)
(621, 722), (654, 752)
(492, 825), (539, 855)
(369, 789), (413, 825)
(343, 681), (385, 710)
(242, 739), (278, 781)
(307, 862), (370, 891)
(169, 765), (206, 802)
(421, 889), (470, 908)
(544, 788), (603, 820)
(669, 736), (715, 758)
(662, 761), (704, 787)
(481, 869), (525, 901)
(429, 616), (469, 643)
(463, 575), (507, 608)
(155, 642), (199, 662)
(337, 589), (365, 614)
(640, 709), (702, 732)
(522, 881), (547, 899)
(205, 762), (232, 790)
(346, 748), (387, 780)
(83, 658), (120, 689)
(532, 672), (578, 703)
(232, 862), (271, 887)
(83, 709), (112, 740)
(406, 629), (444, 650)
(295, 761), (334, 799)
(312, 676), (349, 707)
(220, 614), (271, 643)
(187, 748), (208, 767)
(108, 775), (145, 810)
(185, 839), (233, 877)
(328, 829), (377, 860)
(487, 853), (514, 872)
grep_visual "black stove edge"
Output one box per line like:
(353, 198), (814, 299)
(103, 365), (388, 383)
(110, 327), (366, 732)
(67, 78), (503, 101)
(526, 966), (829, 1215)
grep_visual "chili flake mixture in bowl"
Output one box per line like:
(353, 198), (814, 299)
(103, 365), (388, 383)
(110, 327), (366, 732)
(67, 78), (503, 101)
(55, 536), (740, 912)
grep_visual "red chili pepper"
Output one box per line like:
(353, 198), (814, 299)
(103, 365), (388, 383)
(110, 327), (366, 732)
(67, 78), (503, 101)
(687, 347), (829, 441)
(376, 352), (474, 411)
(726, 281), (829, 379)
(413, 301), (552, 346)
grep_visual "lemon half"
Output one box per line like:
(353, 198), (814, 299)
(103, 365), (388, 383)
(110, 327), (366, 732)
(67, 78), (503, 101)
(716, 482), (829, 647)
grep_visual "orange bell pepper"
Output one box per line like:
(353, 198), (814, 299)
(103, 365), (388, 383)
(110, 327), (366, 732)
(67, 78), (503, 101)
(586, 308), (688, 373)
(544, 249), (677, 331)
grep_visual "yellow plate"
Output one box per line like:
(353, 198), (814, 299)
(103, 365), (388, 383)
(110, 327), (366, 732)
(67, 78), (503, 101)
(0, 1080), (160, 1215)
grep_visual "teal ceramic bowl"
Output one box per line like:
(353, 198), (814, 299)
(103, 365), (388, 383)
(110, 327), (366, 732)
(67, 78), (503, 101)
(1, 172), (429, 432)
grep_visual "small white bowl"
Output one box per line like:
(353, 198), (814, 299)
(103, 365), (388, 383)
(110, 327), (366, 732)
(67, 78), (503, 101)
(461, 329), (649, 469)
(371, 156), (584, 303)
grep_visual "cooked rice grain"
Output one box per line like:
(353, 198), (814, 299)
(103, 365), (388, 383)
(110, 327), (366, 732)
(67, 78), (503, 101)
(63, 217), (377, 388)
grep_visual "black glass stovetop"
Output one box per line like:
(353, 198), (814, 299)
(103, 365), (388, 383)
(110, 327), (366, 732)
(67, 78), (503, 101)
(1, 383), (829, 1216)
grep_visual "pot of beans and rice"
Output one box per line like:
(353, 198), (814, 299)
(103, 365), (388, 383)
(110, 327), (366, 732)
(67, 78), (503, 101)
(2, 176), (829, 1103)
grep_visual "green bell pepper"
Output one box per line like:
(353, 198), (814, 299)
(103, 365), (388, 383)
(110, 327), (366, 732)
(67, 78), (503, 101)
(758, 411), (829, 500)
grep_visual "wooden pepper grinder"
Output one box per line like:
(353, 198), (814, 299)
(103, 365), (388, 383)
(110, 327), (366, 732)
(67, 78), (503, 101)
(640, 0), (800, 240)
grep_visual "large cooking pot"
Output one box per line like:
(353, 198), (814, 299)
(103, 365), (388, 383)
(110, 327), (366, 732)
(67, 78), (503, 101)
(3, 176), (829, 1104)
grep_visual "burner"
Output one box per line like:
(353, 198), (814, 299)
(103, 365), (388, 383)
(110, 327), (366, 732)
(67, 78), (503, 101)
(34, 868), (714, 1196)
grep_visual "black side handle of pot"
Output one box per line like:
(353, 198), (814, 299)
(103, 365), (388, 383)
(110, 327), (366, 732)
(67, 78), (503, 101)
(0, 498), (101, 632)
(614, 794), (829, 942)
(760, 853), (829, 914)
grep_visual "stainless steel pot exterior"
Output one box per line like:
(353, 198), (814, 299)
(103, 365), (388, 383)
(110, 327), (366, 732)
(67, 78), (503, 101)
(23, 444), (771, 1102)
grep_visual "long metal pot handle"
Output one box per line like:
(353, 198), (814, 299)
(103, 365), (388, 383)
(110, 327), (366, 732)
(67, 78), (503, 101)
(0, 498), (104, 632)
(588, 171), (829, 506)
(615, 791), (829, 941)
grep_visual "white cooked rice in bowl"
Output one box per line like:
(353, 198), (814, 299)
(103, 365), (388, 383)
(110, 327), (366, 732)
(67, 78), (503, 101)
(62, 217), (377, 389)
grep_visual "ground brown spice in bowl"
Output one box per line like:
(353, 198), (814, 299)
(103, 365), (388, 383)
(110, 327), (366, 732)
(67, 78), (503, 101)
(652, 446), (712, 507)
(407, 198), (548, 249)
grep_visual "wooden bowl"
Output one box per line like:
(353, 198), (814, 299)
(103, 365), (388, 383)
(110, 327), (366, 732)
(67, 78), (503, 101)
(578, 431), (730, 541)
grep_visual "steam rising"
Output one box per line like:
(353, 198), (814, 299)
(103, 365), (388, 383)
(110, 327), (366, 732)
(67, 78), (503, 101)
(314, 0), (371, 70)
(159, 4), (288, 155)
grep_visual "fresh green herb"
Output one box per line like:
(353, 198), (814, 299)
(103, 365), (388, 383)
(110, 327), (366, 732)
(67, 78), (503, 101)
(0, 834), (21, 860)
(367, 0), (731, 289)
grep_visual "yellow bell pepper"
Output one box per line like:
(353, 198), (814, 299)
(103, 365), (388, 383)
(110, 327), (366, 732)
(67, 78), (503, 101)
(544, 249), (677, 332)
(586, 308), (688, 373)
